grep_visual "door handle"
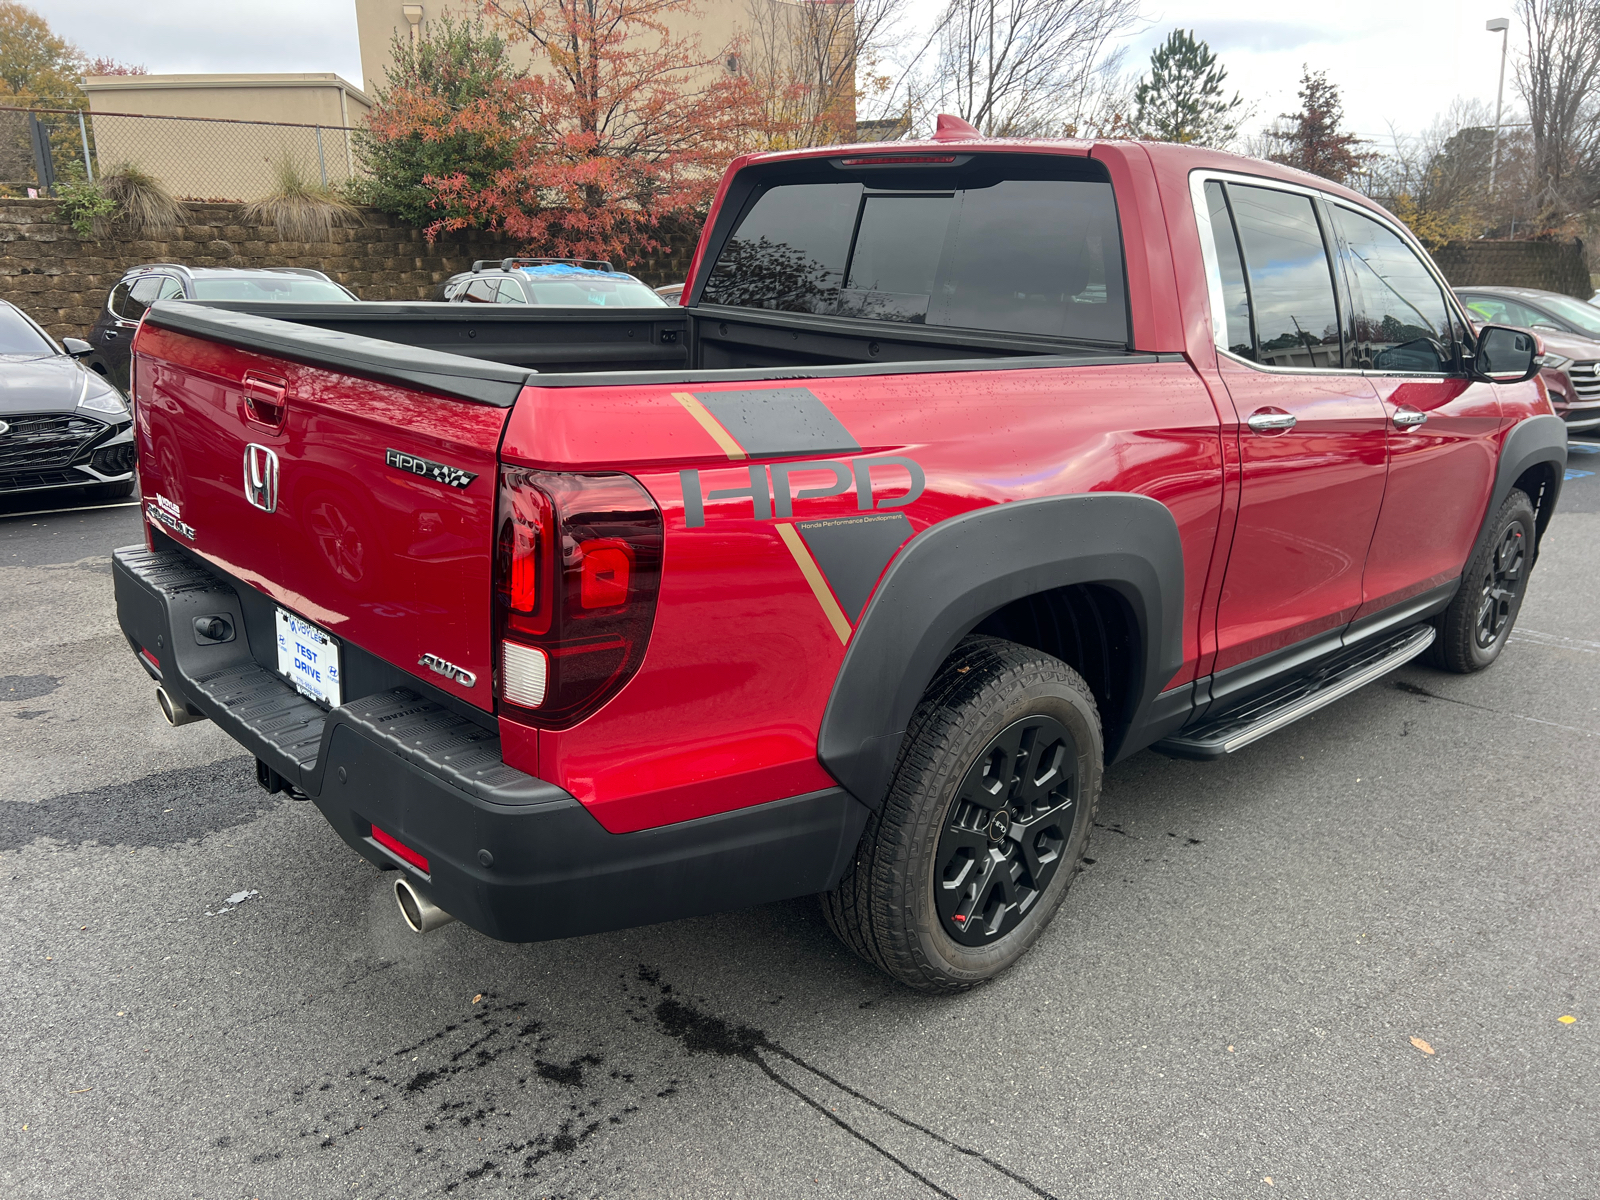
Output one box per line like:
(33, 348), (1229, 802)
(1247, 409), (1297, 434)
(1392, 406), (1428, 430)
(242, 371), (288, 428)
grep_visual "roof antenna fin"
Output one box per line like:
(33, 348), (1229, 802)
(932, 114), (981, 142)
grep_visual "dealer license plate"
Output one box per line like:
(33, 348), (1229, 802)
(275, 607), (342, 707)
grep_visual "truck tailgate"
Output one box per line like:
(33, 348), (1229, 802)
(133, 316), (517, 713)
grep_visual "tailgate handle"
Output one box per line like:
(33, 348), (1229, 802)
(242, 372), (288, 428)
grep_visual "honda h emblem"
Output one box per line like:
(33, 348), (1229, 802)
(243, 443), (279, 513)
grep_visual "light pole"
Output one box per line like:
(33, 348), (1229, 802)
(1488, 17), (1510, 198)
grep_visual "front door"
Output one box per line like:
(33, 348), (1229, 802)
(1327, 203), (1502, 621)
(1201, 179), (1391, 674)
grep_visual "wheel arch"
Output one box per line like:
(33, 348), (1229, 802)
(1489, 414), (1567, 558)
(817, 493), (1185, 809)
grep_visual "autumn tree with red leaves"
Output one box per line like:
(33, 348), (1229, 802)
(394, 0), (767, 263)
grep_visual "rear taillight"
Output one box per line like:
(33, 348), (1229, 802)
(494, 468), (663, 727)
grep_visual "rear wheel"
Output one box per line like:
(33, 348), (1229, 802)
(1427, 488), (1537, 673)
(821, 636), (1101, 992)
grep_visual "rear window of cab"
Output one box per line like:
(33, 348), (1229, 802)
(702, 155), (1127, 344)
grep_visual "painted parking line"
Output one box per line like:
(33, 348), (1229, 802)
(1566, 469), (1595, 481)
(0, 500), (141, 522)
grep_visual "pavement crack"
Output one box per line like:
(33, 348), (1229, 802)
(1393, 678), (1598, 738)
(649, 971), (1061, 1200)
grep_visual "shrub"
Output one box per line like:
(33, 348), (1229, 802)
(54, 167), (116, 237)
(242, 157), (363, 243)
(352, 14), (524, 228)
(100, 163), (185, 233)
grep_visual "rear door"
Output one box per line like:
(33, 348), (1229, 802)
(134, 321), (511, 712)
(1199, 178), (1390, 673)
(1328, 202), (1501, 622)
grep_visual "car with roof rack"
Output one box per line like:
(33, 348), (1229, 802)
(434, 258), (670, 308)
(113, 118), (1565, 992)
(84, 265), (357, 390)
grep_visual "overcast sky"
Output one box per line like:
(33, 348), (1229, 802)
(44, 0), (1524, 148)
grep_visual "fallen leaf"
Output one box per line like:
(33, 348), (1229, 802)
(1264, 1178), (1273, 1186)
(472, 994), (483, 1004)
(69, 1088), (92, 1094)
(1227, 1045), (1235, 1052)
(79, 926), (86, 931)
(1559, 1015), (1577, 1025)
(1410, 1036), (1435, 1055)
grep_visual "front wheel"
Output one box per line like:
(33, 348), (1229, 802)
(821, 636), (1101, 992)
(1427, 487), (1537, 673)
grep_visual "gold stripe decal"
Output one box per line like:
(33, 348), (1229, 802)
(672, 392), (747, 460)
(776, 523), (852, 645)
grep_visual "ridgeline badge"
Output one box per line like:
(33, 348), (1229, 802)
(386, 449), (478, 490)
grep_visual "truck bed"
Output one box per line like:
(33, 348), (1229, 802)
(153, 299), (1156, 398)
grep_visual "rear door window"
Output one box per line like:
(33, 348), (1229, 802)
(122, 276), (162, 323)
(1227, 184), (1343, 369)
(702, 166), (1127, 343)
(1201, 181), (1254, 358)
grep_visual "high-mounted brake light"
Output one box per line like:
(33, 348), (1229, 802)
(494, 468), (663, 727)
(838, 154), (958, 166)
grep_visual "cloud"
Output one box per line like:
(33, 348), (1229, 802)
(1136, 20), (1363, 56)
(43, 0), (363, 87)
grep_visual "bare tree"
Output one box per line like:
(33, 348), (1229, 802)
(744, 0), (908, 146)
(1515, 0), (1600, 226)
(918, 0), (1140, 138)
(1359, 99), (1497, 247)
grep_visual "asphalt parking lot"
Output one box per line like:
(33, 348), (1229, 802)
(3, 449), (1597, 1200)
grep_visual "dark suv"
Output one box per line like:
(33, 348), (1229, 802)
(85, 265), (356, 389)
(434, 259), (669, 308)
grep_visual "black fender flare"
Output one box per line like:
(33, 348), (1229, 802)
(817, 493), (1186, 809)
(1481, 413), (1567, 554)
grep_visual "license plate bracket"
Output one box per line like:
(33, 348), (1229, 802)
(275, 607), (342, 708)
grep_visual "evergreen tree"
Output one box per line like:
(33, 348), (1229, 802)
(1267, 67), (1369, 184)
(1134, 29), (1242, 147)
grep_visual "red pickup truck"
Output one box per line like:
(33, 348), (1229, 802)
(114, 126), (1566, 991)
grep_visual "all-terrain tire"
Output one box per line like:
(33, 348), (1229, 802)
(1426, 487), (1537, 673)
(821, 635), (1102, 992)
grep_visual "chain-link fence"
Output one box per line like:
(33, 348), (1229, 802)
(1, 106), (361, 202)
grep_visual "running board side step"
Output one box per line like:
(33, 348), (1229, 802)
(1155, 625), (1435, 760)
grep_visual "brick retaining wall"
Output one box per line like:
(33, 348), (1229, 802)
(0, 198), (698, 343)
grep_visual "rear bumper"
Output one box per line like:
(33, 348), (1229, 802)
(113, 545), (869, 943)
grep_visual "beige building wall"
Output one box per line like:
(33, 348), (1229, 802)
(354, 1), (747, 98)
(79, 74), (372, 201)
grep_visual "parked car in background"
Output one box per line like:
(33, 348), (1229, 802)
(435, 259), (670, 308)
(1457, 286), (1600, 432)
(0, 300), (135, 501)
(85, 265), (357, 390)
(655, 282), (685, 304)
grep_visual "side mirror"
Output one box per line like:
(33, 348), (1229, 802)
(1471, 325), (1541, 383)
(61, 337), (93, 358)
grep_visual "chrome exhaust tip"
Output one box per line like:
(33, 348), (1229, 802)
(394, 876), (456, 934)
(156, 686), (208, 727)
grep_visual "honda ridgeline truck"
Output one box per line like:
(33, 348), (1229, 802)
(114, 119), (1567, 991)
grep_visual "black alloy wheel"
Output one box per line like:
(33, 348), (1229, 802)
(1475, 522), (1526, 649)
(935, 715), (1078, 946)
(821, 635), (1102, 992)
(1426, 487), (1537, 674)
